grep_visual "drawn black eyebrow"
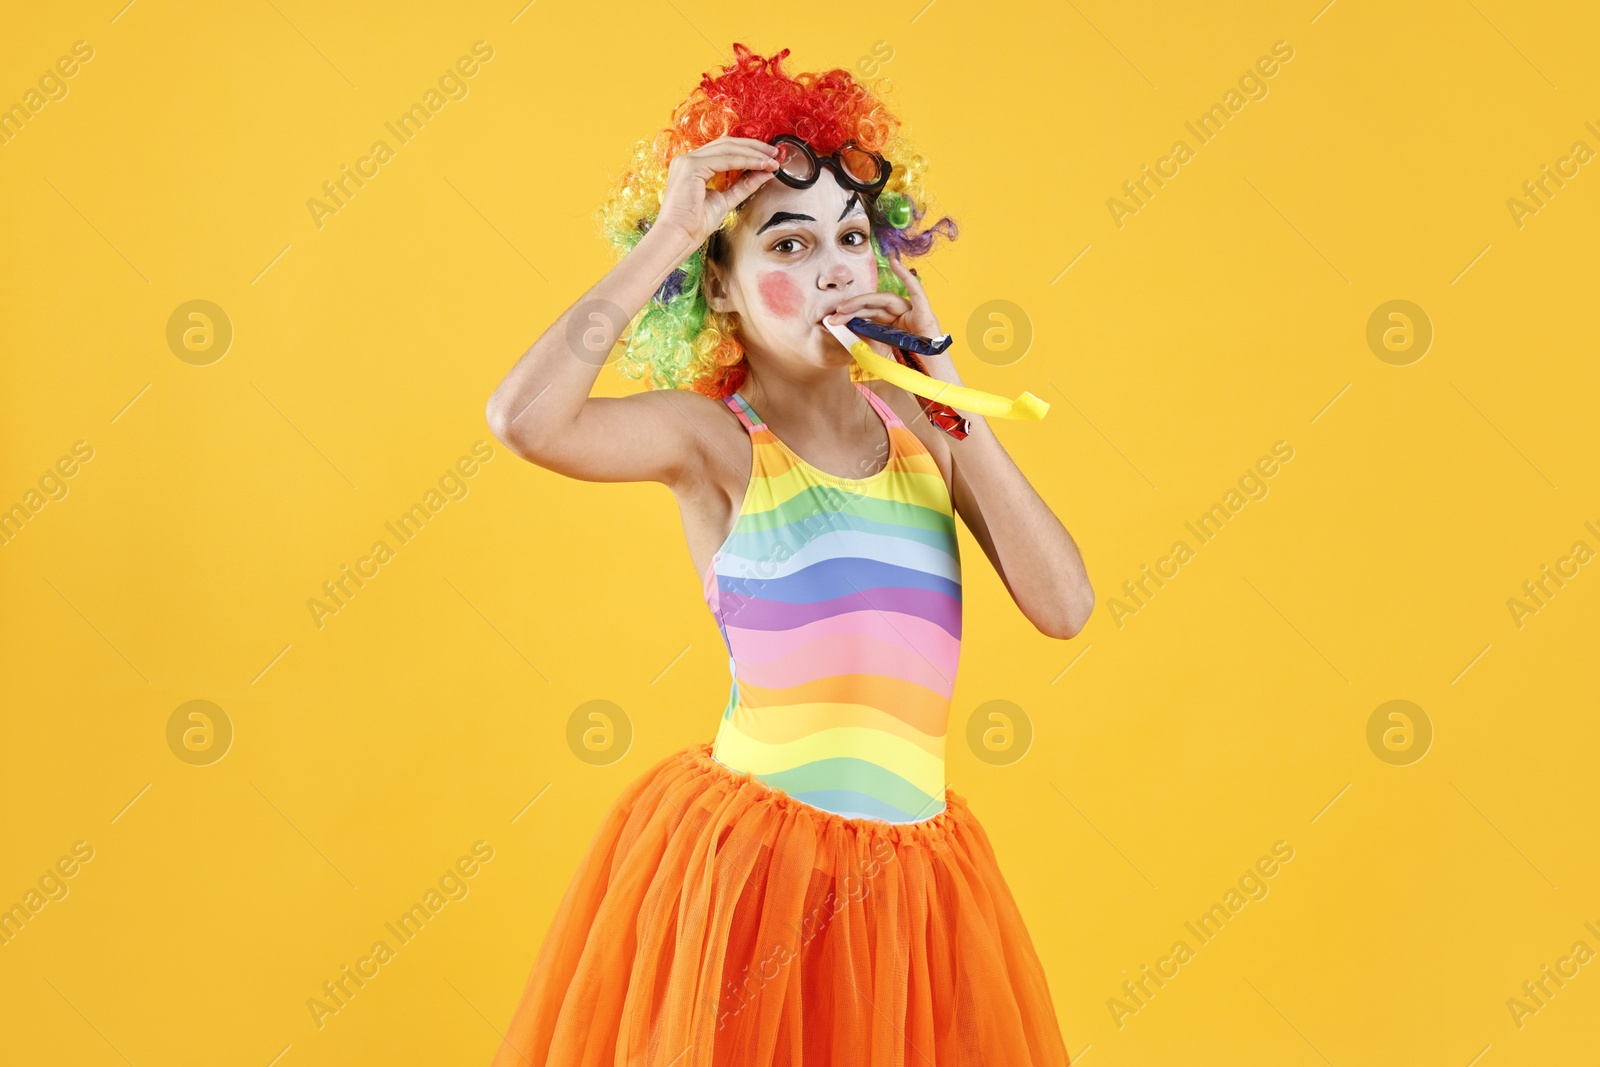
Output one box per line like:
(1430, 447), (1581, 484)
(756, 194), (867, 236)
(756, 211), (812, 235)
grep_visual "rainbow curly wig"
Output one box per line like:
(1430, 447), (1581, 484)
(595, 43), (958, 399)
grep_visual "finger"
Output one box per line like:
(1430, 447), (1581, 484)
(689, 138), (780, 164)
(708, 135), (782, 157)
(704, 160), (778, 196)
(700, 157), (780, 181)
(830, 292), (911, 321)
(824, 303), (900, 327)
(890, 254), (927, 294)
(838, 290), (909, 309)
(682, 147), (781, 175)
(723, 168), (775, 202)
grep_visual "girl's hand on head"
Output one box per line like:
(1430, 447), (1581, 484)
(651, 135), (781, 250)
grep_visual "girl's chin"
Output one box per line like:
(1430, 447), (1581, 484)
(747, 329), (854, 367)
(818, 334), (855, 365)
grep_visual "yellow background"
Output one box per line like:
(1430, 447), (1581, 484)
(3, 1), (1597, 1064)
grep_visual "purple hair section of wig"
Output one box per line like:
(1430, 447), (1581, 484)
(870, 195), (959, 261)
(653, 268), (688, 304)
(875, 217), (958, 260)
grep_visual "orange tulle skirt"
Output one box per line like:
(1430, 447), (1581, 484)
(489, 741), (1072, 1066)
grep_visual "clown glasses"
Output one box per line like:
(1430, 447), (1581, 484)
(767, 134), (892, 198)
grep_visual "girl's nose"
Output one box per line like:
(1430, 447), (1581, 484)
(819, 259), (855, 290)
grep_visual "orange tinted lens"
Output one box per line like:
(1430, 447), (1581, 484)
(839, 147), (882, 184)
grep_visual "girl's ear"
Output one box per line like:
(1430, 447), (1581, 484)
(703, 256), (732, 313)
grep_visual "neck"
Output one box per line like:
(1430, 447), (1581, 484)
(742, 365), (867, 433)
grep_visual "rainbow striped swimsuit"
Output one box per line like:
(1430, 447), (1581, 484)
(703, 381), (962, 824)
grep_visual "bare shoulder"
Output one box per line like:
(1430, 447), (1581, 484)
(503, 385), (748, 494)
(863, 378), (956, 490)
(650, 387), (755, 581)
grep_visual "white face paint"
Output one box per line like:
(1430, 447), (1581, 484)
(706, 169), (880, 371)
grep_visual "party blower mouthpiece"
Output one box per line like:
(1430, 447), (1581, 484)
(824, 318), (1050, 433)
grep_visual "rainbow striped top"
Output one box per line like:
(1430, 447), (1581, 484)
(703, 381), (962, 824)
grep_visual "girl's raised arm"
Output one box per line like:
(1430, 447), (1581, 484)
(484, 137), (780, 489)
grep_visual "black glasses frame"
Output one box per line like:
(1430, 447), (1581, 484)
(767, 134), (892, 198)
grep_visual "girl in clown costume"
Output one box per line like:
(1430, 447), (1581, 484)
(486, 42), (1092, 1067)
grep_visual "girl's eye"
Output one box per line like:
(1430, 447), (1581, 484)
(771, 229), (869, 255)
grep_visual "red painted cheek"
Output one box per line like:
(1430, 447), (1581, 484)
(756, 271), (804, 319)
